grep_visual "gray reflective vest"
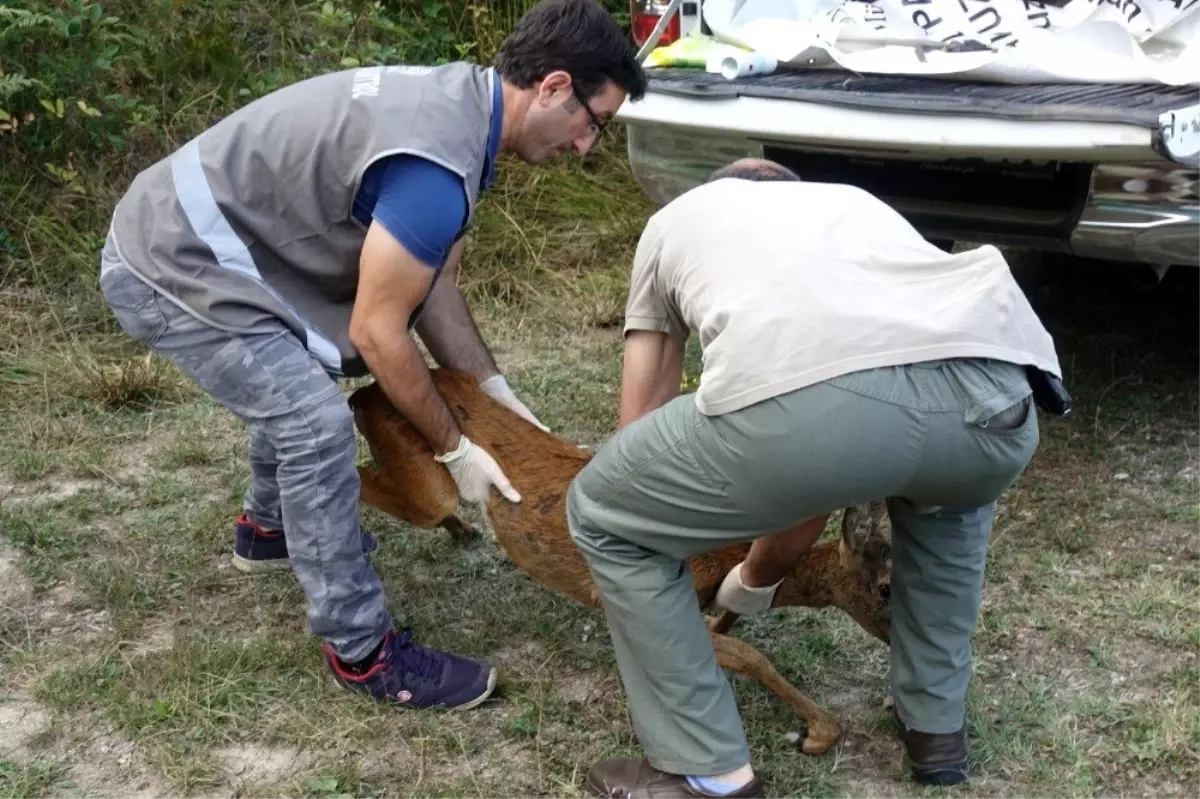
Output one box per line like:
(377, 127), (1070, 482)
(110, 63), (494, 377)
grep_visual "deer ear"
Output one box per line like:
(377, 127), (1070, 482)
(870, 499), (887, 529)
(841, 504), (872, 555)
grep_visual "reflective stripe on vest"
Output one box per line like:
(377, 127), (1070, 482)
(170, 138), (343, 373)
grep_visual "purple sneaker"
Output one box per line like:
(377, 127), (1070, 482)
(232, 513), (377, 573)
(324, 628), (498, 710)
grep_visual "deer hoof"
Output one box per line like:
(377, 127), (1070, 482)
(796, 721), (841, 756)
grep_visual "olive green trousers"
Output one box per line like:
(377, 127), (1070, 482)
(567, 358), (1039, 774)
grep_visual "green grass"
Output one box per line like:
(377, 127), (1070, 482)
(3, 260), (1197, 797)
(0, 758), (70, 799)
(4, 173), (1199, 799)
(3, 193), (1199, 798)
(3, 1), (1199, 796)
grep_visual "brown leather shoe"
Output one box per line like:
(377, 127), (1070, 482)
(585, 758), (765, 798)
(892, 711), (969, 786)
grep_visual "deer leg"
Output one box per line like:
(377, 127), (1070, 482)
(709, 631), (842, 755)
(708, 610), (741, 635)
(439, 514), (477, 545)
(357, 465), (394, 517)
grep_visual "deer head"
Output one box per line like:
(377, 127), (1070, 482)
(767, 502), (892, 645)
(836, 501), (892, 643)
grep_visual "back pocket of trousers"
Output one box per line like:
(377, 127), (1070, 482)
(969, 396), (1033, 437)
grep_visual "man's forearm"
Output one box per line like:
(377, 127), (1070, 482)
(618, 331), (685, 429)
(415, 267), (498, 384)
(357, 329), (461, 455)
(618, 377), (680, 429)
(740, 516), (830, 587)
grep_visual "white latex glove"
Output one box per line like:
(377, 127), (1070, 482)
(480, 374), (551, 432)
(713, 561), (783, 616)
(434, 434), (521, 505)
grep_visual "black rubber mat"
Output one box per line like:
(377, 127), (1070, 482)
(646, 67), (1199, 128)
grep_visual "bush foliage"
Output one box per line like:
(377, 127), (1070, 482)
(1, 0), (648, 304)
(2, 1), (630, 166)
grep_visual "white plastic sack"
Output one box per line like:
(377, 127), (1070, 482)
(702, 0), (1199, 85)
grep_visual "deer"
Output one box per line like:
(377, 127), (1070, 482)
(348, 369), (892, 755)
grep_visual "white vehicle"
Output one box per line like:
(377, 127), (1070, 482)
(617, 0), (1199, 269)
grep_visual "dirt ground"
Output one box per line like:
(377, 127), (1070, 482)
(1, 256), (1197, 798)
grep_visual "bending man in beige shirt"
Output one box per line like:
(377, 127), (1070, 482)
(568, 158), (1063, 797)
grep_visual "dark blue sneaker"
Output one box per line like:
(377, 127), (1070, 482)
(324, 628), (498, 710)
(232, 513), (377, 573)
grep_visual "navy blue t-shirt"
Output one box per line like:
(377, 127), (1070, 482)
(351, 74), (503, 269)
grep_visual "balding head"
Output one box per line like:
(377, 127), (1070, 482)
(705, 157), (801, 184)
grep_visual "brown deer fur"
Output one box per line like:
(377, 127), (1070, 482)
(349, 369), (892, 755)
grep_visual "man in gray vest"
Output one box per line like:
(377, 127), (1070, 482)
(98, 0), (646, 711)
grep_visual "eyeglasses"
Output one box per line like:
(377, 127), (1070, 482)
(571, 83), (608, 139)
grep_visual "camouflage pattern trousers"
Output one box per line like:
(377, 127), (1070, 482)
(99, 233), (390, 662)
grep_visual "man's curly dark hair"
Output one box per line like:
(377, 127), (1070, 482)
(494, 0), (648, 101)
